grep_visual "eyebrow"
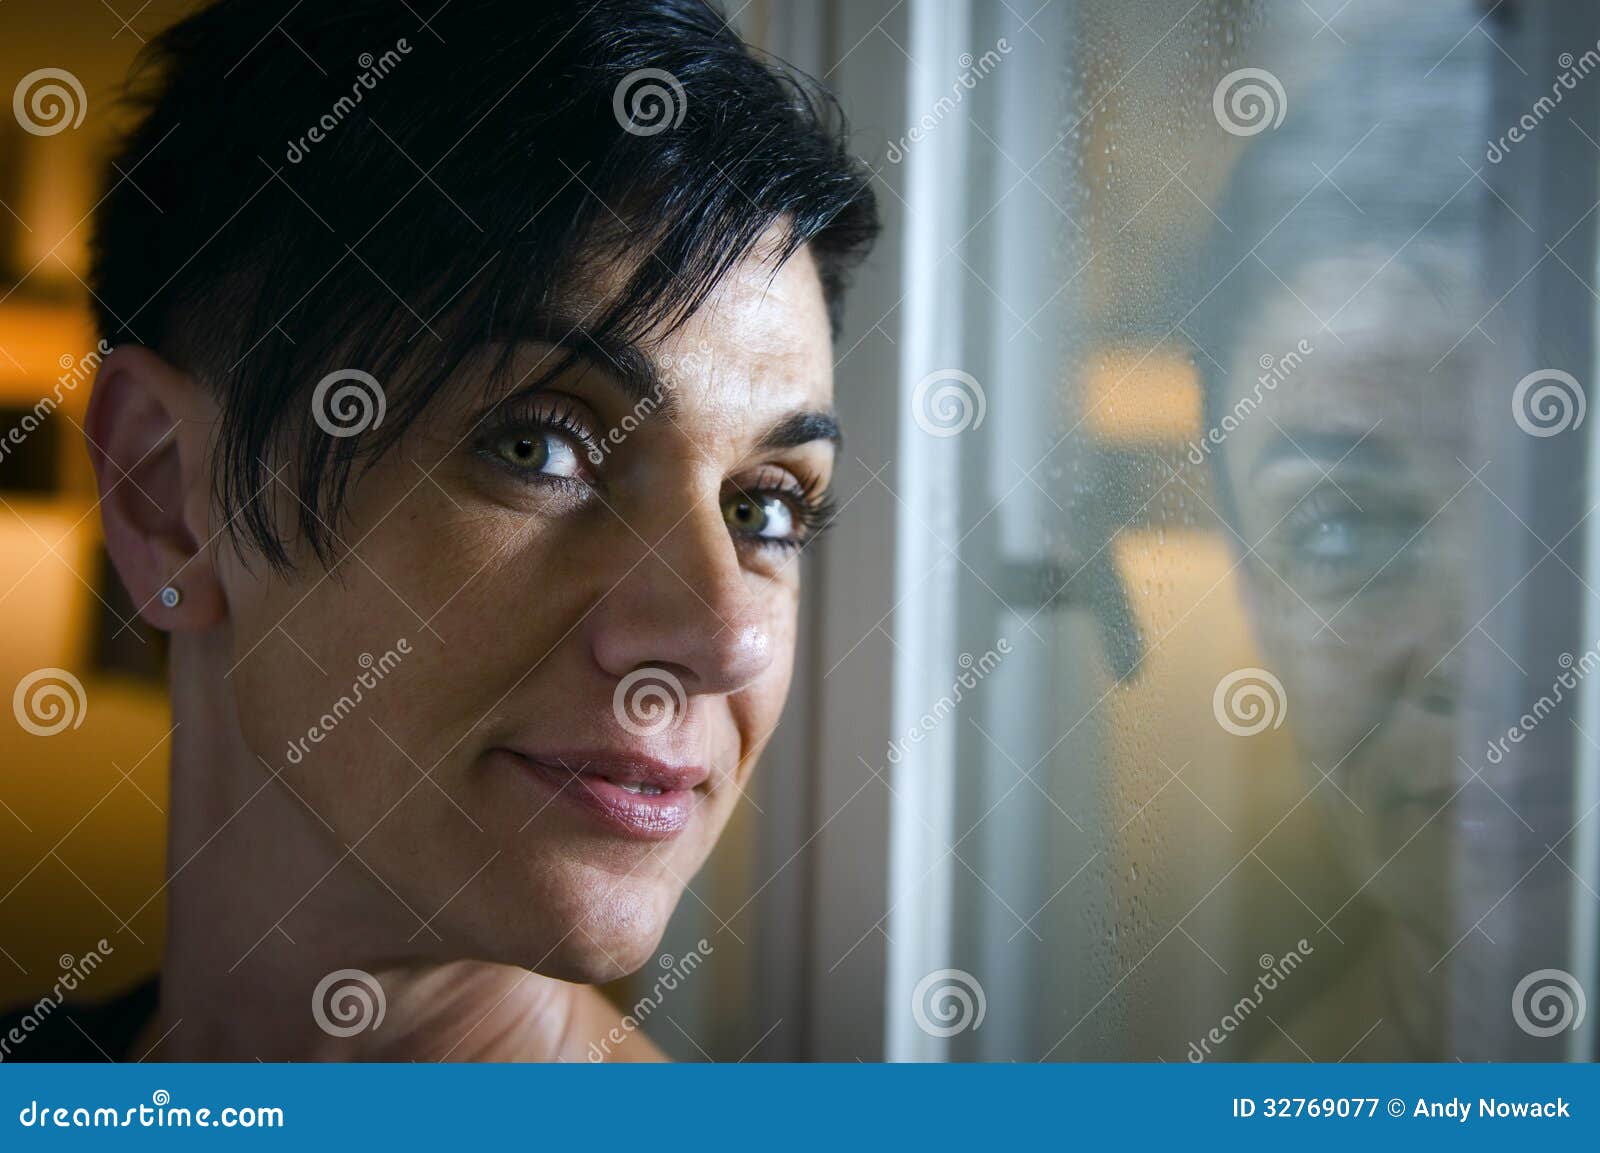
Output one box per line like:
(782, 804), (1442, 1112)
(758, 409), (841, 450)
(506, 315), (841, 451)
(1249, 429), (1398, 482)
(506, 316), (676, 419)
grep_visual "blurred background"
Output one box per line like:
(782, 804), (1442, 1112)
(0, 0), (193, 1009)
(2, 0), (1596, 1061)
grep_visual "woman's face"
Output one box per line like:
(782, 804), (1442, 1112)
(1217, 250), (1475, 948)
(214, 241), (835, 982)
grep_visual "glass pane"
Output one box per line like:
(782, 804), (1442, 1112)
(907, 0), (1598, 1060)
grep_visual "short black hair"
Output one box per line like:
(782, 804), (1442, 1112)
(90, 0), (878, 570)
(1188, 8), (1489, 521)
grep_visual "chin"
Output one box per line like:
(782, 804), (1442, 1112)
(542, 936), (663, 985)
(455, 854), (684, 983)
(541, 895), (677, 984)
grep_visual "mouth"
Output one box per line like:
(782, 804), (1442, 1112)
(492, 749), (708, 840)
(1384, 782), (1574, 839)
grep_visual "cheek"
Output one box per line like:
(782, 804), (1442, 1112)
(729, 588), (800, 778)
(219, 552), (437, 832)
(217, 466), (585, 813)
(1251, 601), (1397, 764)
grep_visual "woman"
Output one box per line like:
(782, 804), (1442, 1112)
(5, 0), (876, 1059)
(1190, 3), (1572, 1058)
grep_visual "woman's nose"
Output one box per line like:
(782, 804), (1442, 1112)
(586, 501), (775, 699)
(1404, 566), (1466, 717)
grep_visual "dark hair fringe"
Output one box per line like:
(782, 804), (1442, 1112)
(89, 0), (879, 571)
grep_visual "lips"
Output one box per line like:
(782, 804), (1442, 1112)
(1385, 782), (1574, 840)
(494, 749), (707, 840)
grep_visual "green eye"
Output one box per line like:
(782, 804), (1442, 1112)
(1274, 494), (1423, 600)
(1298, 516), (1358, 562)
(723, 491), (795, 540)
(494, 430), (583, 479)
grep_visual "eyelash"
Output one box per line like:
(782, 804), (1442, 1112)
(730, 470), (838, 554)
(476, 394), (597, 472)
(473, 397), (836, 551)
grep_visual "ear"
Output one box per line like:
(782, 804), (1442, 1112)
(84, 345), (227, 632)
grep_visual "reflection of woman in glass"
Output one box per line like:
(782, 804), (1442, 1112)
(1191, 22), (1496, 1058)
(2, 0), (876, 1060)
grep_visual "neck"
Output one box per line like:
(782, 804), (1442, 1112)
(150, 626), (587, 1060)
(1379, 917), (1447, 1059)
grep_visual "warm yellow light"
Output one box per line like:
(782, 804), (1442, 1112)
(0, 302), (97, 411)
(1083, 346), (1201, 445)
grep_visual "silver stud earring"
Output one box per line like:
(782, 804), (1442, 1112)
(159, 585), (182, 609)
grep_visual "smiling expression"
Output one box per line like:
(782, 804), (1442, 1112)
(217, 234), (836, 981)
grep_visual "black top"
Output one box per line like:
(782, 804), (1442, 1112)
(0, 977), (159, 1062)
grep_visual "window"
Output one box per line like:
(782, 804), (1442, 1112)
(866, 0), (1600, 1061)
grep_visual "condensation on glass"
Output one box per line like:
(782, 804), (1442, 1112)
(911, 0), (1599, 1060)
